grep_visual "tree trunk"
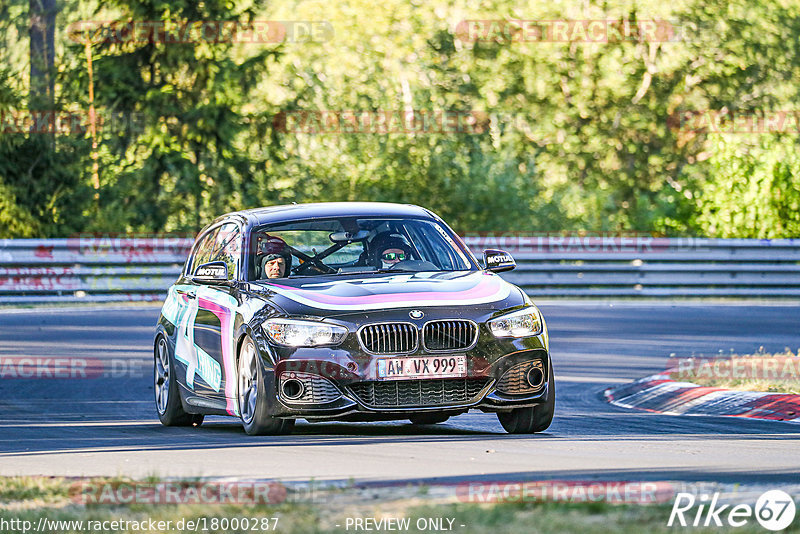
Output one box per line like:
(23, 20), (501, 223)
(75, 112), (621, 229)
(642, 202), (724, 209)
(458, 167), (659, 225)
(29, 0), (56, 110)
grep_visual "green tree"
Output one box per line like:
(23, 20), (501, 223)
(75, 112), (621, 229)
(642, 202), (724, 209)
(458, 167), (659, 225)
(59, 0), (281, 233)
(2, 0), (800, 238)
(696, 136), (800, 238)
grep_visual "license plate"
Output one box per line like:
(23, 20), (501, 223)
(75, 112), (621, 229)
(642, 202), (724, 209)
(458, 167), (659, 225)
(377, 354), (467, 380)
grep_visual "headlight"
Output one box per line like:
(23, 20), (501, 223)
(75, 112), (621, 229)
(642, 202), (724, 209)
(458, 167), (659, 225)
(262, 318), (348, 347)
(488, 307), (543, 338)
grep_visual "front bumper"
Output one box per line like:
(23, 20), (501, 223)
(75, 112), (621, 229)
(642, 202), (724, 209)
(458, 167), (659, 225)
(268, 348), (552, 420)
(250, 306), (551, 420)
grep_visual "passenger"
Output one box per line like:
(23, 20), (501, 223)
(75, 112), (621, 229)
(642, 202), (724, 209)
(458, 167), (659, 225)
(370, 233), (413, 269)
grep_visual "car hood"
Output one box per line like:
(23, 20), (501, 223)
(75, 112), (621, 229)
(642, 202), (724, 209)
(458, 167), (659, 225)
(248, 270), (525, 317)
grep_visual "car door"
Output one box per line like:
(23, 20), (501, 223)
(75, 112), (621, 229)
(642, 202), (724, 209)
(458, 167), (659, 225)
(191, 222), (242, 415)
(171, 226), (220, 401)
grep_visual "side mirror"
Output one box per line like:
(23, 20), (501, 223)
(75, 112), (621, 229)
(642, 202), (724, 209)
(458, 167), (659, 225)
(193, 261), (229, 284)
(483, 249), (516, 273)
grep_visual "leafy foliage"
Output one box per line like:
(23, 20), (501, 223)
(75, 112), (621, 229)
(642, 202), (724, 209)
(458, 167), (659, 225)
(696, 136), (800, 238)
(0, 0), (799, 237)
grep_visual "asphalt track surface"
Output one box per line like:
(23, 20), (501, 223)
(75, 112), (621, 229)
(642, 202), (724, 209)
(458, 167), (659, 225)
(1, 302), (799, 486)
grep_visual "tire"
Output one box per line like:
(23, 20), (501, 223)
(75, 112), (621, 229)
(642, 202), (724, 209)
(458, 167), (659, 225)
(497, 361), (555, 434)
(409, 413), (450, 425)
(154, 335), (204, 427)
(237, 335), (295, 436)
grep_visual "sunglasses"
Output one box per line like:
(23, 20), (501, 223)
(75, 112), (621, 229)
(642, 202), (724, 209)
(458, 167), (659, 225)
(381, 252), (406, 261)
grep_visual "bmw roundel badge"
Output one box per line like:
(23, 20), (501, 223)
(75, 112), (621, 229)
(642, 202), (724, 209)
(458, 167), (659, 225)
(409, 310), (424, 319)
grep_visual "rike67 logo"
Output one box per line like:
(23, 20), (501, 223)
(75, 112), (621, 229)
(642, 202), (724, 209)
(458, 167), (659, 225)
(668, 490), (796, 531)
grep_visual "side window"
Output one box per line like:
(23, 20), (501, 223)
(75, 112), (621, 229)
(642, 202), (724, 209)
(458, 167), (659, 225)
(189, 228), (220, 276)
(209, 223), (241, 280)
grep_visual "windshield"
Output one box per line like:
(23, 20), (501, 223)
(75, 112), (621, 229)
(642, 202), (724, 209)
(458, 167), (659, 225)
(248, 217), (477, 280)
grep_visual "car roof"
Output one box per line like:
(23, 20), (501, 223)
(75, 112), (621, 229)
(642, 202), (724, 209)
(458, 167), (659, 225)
(215, 202), (438, 228)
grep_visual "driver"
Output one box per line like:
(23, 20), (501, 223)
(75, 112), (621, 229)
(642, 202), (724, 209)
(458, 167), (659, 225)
(258, 235), (292, 279)
(264, 255), (286, 279)
(370, 233), (413, 269)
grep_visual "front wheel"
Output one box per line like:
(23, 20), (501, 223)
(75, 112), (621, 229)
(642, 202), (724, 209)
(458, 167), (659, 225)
(154, 335), (203, 427)
(497, 362), (555, 434)
(237, 335), (294, 436)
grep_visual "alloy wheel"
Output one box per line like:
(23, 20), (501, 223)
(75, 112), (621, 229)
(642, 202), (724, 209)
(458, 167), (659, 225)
(155, 337), (170, 415)
(238, 340), (258, 423)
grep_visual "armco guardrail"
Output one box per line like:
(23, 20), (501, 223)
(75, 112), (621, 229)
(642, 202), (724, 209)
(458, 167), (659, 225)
(0, 237), (799, 303)
(0, 238), (192, 304)
(468, 236), (800, 297)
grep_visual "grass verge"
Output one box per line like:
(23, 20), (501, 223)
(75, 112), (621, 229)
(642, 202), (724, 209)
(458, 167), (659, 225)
(2, 477), (797, 534)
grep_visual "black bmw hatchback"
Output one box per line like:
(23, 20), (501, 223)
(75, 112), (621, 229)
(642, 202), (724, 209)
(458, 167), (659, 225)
(154, 202), (554, 435)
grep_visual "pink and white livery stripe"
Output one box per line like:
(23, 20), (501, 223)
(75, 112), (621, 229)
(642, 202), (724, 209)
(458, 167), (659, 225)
(263, 272), (512, 311)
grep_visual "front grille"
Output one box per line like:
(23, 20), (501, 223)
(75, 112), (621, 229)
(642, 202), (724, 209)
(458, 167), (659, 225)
(496, 360), (545, 395)
(279, 372), (342, 404)
(348, 378), (490, 407)
(359, 323), (418, 354)
(423, 320), (478, 351)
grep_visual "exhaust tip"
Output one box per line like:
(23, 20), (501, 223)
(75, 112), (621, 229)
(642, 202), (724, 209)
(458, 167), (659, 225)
(526, 366), (545, 388)
(281, 378), (305, 400)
